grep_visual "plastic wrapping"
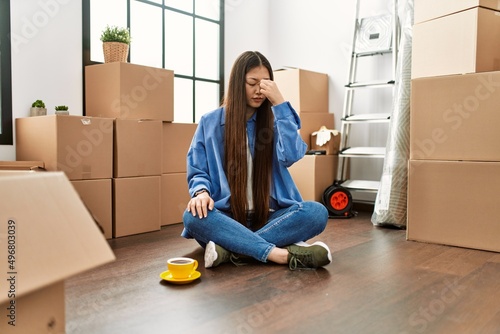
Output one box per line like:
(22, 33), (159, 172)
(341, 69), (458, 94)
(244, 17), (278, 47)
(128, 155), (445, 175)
(371, 0), (413, 228)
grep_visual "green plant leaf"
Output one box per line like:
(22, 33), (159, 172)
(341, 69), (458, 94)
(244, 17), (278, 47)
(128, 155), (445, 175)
(100, 25), (131, 44)
(32, 99), (45, 108)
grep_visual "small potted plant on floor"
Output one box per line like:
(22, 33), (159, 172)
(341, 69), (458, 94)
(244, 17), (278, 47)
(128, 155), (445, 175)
(55, 105), (69, 115)
(30, 99), (47, 117)
(100, 25), (131, 63)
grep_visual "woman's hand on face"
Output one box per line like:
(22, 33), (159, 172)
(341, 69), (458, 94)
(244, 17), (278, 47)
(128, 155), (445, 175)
(186, 192), (215, 219)
(259, 80), (285, 106)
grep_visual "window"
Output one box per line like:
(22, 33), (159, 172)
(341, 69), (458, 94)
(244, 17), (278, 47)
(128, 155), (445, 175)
(0, 0), (13, 145)
(82, 0), (224, 123)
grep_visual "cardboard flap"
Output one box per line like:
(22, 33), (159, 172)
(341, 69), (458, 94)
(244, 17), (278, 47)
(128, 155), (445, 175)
(0, 161), (45, 171)
(273, 66), (298, 72)
(0, 172), (115, 303)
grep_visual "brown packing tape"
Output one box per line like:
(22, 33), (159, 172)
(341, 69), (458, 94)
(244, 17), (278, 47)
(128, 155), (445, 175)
(82, 164), (92, 179)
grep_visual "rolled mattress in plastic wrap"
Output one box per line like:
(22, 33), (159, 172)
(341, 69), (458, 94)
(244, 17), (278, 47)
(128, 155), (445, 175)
(371, 0), (413, 228)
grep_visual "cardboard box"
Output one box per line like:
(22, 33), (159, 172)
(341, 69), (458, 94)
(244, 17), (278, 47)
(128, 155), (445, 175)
(410, 71), (500, 161)
(85, 62), (174, 121)
(288, 155), (338, 202)
(113, 176), (161, 237)
(16, 115), (113, 180)
(310, 128), (341, 155)
(414, 0), (500, 24)
(273, 68), (329, 113)
(298, 112), (335, 149)
(407, 159), (500, 252)
(114, 119), (162, 177)
(162, 122), (197, 173)
(2, 281), (65, 334)
(0, 161), (44, 171)
(0, 172), (115, 332)
(161, 173), (190, 226)
(72, 179), (113, 239)
(412, 7), (500, 79)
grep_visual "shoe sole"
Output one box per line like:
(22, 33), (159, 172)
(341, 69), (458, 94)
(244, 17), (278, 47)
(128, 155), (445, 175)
(204, 241), (218, 268)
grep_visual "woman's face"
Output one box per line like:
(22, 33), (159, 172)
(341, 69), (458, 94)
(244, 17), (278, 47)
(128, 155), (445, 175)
(245, 65), (270, 109)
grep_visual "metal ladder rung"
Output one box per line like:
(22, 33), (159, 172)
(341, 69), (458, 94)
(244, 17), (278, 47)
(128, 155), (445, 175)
(346, 80), (395, 89)
(343, 113), (391, 123)
(340, 147), (386, 158)
(354, 48), (393, 57)
(340, 180), (380, 192)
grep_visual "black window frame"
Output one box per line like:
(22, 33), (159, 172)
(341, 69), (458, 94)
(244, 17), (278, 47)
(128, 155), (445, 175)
(81, 0), (225, 123)
(0, 0), (13, 145)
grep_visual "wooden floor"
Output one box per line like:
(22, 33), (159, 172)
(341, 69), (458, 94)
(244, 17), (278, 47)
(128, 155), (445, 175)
(65, 208), (500, 334)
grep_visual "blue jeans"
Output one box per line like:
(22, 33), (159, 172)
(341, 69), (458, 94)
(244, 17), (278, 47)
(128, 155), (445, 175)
(182, 201), (329, 262)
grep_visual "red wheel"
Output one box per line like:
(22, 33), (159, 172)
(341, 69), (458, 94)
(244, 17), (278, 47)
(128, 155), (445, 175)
(323, 185), (353, 217)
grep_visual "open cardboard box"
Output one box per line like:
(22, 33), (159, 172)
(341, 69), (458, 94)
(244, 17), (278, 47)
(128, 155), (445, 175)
(310, 127), (340, 155)
(298, 113), (335, 149)
(0, 172), (115, 333)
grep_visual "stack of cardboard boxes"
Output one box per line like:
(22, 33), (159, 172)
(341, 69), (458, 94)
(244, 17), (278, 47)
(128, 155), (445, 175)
(408, 0), (500, 252)
(273, 68), (338, 202)
(16, 115), (115, 238)
(16, 62), (197, 238)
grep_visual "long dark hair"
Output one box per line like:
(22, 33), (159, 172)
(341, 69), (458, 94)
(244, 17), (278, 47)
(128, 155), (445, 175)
(223, 51), (274, 231)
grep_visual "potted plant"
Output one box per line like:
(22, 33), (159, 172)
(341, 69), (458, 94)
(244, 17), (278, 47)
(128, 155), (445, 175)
(55, 105), (69, 115)
(30, 100), (47, 117)
(100, 25), (131, 63)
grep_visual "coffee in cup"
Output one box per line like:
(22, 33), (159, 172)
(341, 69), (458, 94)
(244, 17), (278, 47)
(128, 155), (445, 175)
(167, 257), (198, 279)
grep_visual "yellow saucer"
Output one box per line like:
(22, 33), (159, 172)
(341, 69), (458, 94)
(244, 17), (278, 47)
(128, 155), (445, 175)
(160, 270), (201, 284)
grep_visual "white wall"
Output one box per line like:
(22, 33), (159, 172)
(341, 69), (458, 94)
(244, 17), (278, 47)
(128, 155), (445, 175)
(224, 0), (270, 82)
(225, 1), (401, 194)
(0, 0), (82, 160)
(2, 0), (397, 190)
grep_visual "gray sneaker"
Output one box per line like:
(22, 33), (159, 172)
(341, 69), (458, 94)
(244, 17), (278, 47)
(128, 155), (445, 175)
(286, 241), (332, 270)
(204, 241), (231, 268)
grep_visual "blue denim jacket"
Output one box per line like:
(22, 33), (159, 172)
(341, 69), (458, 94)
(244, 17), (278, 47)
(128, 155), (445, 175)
(186, 101), (307, 212)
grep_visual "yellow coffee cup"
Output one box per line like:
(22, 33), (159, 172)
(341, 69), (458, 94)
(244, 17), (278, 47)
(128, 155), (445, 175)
(167, 257), (198, 279)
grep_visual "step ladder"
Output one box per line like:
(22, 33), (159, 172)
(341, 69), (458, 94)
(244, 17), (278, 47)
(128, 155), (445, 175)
(323, 0), (399, 218)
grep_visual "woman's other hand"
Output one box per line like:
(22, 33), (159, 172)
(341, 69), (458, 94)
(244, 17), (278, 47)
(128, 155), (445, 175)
(186, 192), (215, 219)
